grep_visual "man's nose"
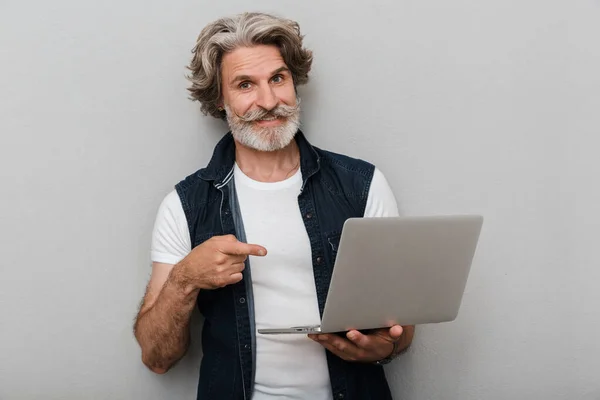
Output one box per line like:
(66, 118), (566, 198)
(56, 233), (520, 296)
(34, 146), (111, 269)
(255, 83), (277, 111)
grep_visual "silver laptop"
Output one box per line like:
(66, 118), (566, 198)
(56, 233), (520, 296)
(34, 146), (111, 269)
(258, 215), (483, 334)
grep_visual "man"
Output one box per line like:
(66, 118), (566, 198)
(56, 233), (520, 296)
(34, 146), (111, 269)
(134, 12), (415, 400)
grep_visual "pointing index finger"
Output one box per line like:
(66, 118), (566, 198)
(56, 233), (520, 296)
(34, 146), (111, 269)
(221, 241), (267, 257)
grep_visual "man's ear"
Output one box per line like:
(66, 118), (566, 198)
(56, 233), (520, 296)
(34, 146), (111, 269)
(216, 101), (226, 119)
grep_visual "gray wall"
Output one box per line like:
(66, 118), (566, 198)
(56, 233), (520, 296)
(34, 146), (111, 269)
(1, 0), (598, 399)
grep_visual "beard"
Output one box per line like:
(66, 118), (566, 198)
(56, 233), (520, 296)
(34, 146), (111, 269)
(225, 99), (301, 152)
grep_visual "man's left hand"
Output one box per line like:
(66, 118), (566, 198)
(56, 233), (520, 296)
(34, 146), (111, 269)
(308, 325), (403, 363)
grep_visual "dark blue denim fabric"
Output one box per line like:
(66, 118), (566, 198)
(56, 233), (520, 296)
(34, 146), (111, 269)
(175, 131), (393, 400)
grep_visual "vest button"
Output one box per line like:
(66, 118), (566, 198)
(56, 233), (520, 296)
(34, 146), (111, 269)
(337, 393), (345, 399)
(239, 297), (246, 304)
(305, 212), (313, 219)
(316, 256), (323, 264)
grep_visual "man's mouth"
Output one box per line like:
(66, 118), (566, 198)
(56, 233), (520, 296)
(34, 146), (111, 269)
(258, 115), (279, 121)
(253, 117), (285, 128)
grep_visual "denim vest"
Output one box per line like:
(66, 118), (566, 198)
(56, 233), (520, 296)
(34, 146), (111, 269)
(175, 131), (393, 400)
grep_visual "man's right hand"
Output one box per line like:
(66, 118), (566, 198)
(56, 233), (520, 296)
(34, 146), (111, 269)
(176, 234), (267, 291)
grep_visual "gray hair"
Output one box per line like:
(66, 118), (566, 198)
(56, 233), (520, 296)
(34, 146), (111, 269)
(186, 12), (313, 119)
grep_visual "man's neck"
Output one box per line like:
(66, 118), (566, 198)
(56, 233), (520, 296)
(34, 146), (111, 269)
(234, 140), (300, 183)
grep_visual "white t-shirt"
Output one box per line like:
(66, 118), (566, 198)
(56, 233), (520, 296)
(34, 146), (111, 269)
(151, 165), (399, 400)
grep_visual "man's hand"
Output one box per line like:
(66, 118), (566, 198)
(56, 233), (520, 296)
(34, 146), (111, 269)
(308, 325), (405, 363)
(175, 234), (267, 291)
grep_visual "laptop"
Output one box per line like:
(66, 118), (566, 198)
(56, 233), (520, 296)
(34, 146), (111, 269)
(258, 215), (483, 334)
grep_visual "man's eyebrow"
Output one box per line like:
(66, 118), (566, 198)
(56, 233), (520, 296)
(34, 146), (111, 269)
(271, 66), (290, 76)
(230, 74), (252, 85)
(230, 67), (290, 86)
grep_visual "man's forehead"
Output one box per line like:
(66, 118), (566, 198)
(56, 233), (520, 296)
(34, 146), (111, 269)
(222, 45), (288, 78)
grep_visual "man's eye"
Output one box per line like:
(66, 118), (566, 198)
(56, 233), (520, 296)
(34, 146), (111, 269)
(272, 75), (283, 83)
(239, 82), (251, 90)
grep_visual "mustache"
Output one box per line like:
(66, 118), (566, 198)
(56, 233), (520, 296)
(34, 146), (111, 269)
(236, 99), (301, 122)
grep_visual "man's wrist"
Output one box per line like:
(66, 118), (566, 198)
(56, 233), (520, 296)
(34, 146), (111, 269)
(373, 341), (400, 365)
(171, 262), (200, 297)
(373, 325), (413, 365)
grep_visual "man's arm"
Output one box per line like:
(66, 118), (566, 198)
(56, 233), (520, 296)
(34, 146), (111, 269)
(133, 262), (198, 374)
(134, 236), (267, 374)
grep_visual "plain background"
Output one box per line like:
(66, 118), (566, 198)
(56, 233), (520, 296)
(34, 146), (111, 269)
(1, 0), (599, 399)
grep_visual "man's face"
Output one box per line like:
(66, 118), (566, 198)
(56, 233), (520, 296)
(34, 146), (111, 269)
(220, 45), (300, 152)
